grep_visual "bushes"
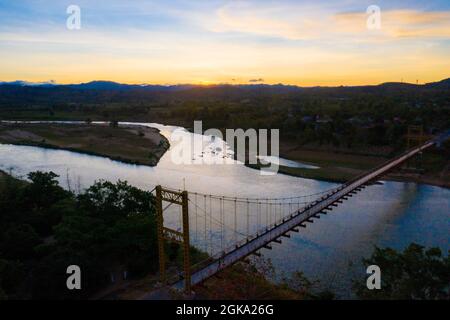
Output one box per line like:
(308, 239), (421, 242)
(353, 243), (450, 300)
(0, 171), (160, 299)
(0, 259), (26, 299)
(0, 224), (40, 260)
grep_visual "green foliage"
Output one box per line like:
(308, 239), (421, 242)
(0, 288), (6, 300)
(0, 259), (26, 299)
(0, 171), (162, 299)
(31, 246), (109, 299)
(281, 271), (313, 295)
(353, 243), (450, 300)
(0, 224), (40, 260)
(161, 89), (449, 153)
(0, 171), (74, 237)
(1, 84), (448, 154)
(281, 271), (335, 300)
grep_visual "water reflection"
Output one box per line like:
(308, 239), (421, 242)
(257, 155), (319, 169)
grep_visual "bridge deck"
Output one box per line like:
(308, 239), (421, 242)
(171, 134), (447, 291)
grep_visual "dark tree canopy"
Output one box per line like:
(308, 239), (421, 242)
(353, 243), (450, 300)
(0, 171), (160, 299)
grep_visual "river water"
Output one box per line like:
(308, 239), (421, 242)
(0, 121), (448, 298)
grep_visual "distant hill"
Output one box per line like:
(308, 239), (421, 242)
(0, 80), (57, 87)
(425, 78), (450, 89)
(1, 78), (449, 92)
(377, 82), (420, 89)
(66, 81), (140, 90)
(62, 81), (303, 93)
(64, 81), (202, 92)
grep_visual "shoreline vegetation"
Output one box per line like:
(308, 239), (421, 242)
(248, 137), (449, 188)
(243, 141), (449, 188)
(0, 122), (170, 166)
(246, 155), (450, 189)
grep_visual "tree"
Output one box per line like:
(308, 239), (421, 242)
(353, 243), (450, 299)
(281, 271), (335, 300)
(0, 171), (201, 299)
(21, 171), (73, 236)
(0, 287), (6, 300)
(24, 171), (71, 209)
(45, 179), (159, 295)
(0, 259), (26, 299)
(0, 224), (40, 260)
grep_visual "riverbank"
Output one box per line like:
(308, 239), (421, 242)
(1, 118), (448, 188)
(247, 142), (450, 188)
(0, 122), (170, 166)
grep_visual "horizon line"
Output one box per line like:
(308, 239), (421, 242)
(1, 77), (449, 88)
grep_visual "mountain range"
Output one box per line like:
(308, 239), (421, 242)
(1, 78), (449, 91)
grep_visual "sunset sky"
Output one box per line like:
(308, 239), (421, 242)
(0, 0), (449, 86)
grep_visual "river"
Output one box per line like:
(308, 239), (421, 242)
(0, 121), (448, 298)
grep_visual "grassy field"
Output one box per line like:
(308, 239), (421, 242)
(276, 146), (384, 183)
(0, 123), (170, 166)
(247, 162), (360, 183)
(244, 141), (386, 183)
(248, 144), (449, 187)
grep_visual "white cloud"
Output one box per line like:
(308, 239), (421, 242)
(194, 2), (450, 41)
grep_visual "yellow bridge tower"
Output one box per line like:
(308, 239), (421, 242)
(155, 186), (191, 294)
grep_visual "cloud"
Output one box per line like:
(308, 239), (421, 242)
(335, 9), (450, 39)
(204, 1), (321, 40)
(0, 1), (449, 86)
(200, 2), (450, 41)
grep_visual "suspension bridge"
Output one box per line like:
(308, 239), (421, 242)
(148, 130), (449, 296)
